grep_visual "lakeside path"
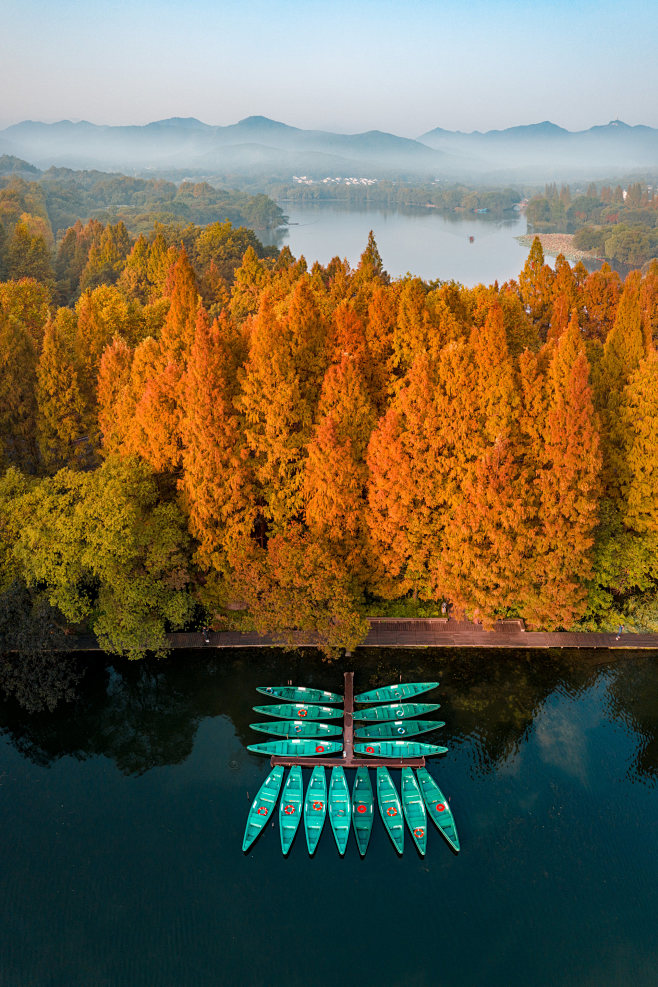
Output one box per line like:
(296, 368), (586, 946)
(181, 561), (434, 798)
(68, 618), (658, 652)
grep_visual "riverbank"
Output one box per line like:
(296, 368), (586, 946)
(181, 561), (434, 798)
(63, 617), (658, 653)
(516, 232), (601, 264)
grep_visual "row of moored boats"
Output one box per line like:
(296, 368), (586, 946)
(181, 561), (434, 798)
(242, 680), (459, 855)
(242, 761), (459, 856)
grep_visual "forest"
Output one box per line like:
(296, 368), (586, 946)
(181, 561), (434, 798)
(0, 156), (285, 239)
(273, 179), (521, 217)
(525, 180), (658, 267)
(1, 193), (658, 695)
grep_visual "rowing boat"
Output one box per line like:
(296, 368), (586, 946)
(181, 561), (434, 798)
(304, 765), (327, 855)
(351, 766), (374, 857)
(279, 766), (304, 855)
(257, 685), (343, 704)
(355, 741), (448, 758)
(250, 720), (342, 738)
(353, 701), (441, 722)
(376, 767), (404, 853)
(242, 764), (284, 852)
(328, 767), (351, 855)
(355, 719), (445, 739)
(417, 767), (460, 852)
(355, 681), (439, 704)
(400, 767), (427, 856)
(252, 703), (343, 721)
(247, 740), (343, 757)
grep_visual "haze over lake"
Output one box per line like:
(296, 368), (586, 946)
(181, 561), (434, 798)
(270, 203), (531, 286)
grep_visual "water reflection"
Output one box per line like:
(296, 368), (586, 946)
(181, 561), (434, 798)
(605, 659), (658, 785)
(2, 648), (655, 783)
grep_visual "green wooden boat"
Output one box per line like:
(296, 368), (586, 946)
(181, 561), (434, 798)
(279, 766), (304, 855)
(250, 720), (342, 738)
(304, 766), (327, 855)
(376, 767), (404, 854)
(356, 741), (448, 758)
(257, 685), (343, 704)
(355, 719), (445, 740)
(353, 701), (441, 723)
(328, 767), (351, 855)
(355, 681), (439, 704)
(247, 740), (343, 757)
(252, 703), (343, 721)
(242, 764), (284, 852)
(400, 767), (427, 856)
(417, 767), (460, 852)
(351, 766), (374, 857)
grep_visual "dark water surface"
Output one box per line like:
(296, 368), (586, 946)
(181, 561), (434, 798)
(1, 648), (657, 987)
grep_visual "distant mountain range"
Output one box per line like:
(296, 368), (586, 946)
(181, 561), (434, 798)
(1, 116), (657, 182)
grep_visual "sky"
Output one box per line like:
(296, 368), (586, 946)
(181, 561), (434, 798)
(1, 0), (657, 136)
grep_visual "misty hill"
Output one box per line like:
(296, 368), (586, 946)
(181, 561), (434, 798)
(2, 116), (657, 183)
(0, 116), (442, 180)
(418, 120), (658, 178)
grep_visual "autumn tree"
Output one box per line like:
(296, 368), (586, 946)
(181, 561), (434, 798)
(523, 314), (602, 628)
(518, 237), (555, 338)
(624, 351), (658, 534)
(239, 279), (328, 533)
(0, 308), (39, 471)
(304, 348), (376, 583)
(36, 310), (94, 471)
(366, 351), (449, 599)
(180, 310), (254, 575)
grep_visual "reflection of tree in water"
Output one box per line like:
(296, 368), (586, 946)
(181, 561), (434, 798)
(605, 656), (658, 784)
(0, 648), (347, 775)
(1, 655), (207, 775)
(440, 649), (603, 774)
(0, 645), (627, 779)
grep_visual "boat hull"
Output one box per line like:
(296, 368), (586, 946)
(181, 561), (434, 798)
(355, 719), (445, 740)
(257, 685), (343, 704)
(355, 741), (448, 758)
(351, 766), (374, 857)
(279, 766), (303, 855)
(250, 720), (342, 738)
(242, 765), (284, 852)
(355, 681), (439, 704)
(248, 740), (343, 757)
(376, 767), (404, 854)
(353, 702), (441, 723)
(417, 767), (460, 852)
(252, 703), (343, 721)
(400, 767), (427, 856)
(304, 766), (327, 855)
(329, 767), (351, 855)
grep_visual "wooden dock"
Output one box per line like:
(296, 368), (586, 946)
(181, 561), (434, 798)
(270, 671), (426, 769)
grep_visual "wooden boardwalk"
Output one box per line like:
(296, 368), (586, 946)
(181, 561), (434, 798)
(63, 618), (658, 652)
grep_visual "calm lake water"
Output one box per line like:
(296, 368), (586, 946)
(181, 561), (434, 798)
(268, 203), (531, 286)
(1, 648), (657, 986)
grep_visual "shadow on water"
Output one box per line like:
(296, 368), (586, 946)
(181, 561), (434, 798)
(2, 647), (656, 781)
(2, 647), (658, 987)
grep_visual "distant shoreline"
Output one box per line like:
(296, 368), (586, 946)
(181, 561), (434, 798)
(516, 232), (601, 264)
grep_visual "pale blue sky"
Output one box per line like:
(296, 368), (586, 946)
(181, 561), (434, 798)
(1, 0), (656, 134)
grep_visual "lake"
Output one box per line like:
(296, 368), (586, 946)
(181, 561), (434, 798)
(268, 202), (532, 287)
(1, 647), (657, 986)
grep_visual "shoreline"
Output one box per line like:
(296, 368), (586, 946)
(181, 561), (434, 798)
(516, 232), (602, 264)
(54, 618), (658, 654)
